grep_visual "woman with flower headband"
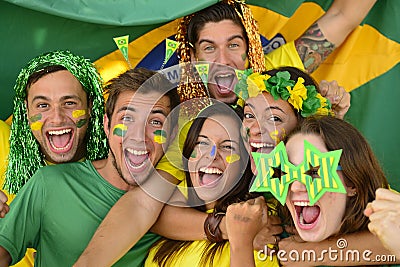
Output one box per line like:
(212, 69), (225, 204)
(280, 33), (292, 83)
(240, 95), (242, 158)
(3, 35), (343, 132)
(238, 66), (398, 265)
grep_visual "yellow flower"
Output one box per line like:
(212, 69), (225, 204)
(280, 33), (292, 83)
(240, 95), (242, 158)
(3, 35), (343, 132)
(287, 77), (307, 111)
(316, 93), (328, 108)
(247, 73), (270, 98)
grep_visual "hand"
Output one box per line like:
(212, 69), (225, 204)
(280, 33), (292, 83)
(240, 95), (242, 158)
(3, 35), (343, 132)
(319, 80), (350, 119)
(364, 188), (400, 258)
(0, 190), (9, 218)
(226, 196), (266, 246)
(253, 214), (282, 251)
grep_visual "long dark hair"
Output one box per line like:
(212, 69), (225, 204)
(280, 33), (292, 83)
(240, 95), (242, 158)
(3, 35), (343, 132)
(151, 102), (259, 266)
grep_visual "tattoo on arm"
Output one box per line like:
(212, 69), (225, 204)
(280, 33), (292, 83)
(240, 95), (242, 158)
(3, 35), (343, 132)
(295, 23), (335, 73)
(233, 214), (251, 222)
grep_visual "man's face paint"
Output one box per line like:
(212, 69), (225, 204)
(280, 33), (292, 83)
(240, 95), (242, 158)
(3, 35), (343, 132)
(72, 109), (88, 128)
(113, 124), (127, 137)
(250, 140), (345, 205)
(29, 113), (43, 131)
(153, 129), (167, 144)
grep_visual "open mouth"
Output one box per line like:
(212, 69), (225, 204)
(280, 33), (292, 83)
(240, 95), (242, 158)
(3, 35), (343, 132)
(214, 73), (236, 95)
(250, 142), (275, 154)
(198, 166), (223, 187)
(125, 148), (149, 172)
(46, 128), (73, 153)
(294, 201), (321, 230)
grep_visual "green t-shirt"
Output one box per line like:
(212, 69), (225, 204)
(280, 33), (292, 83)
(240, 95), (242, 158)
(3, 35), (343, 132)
(0, 160), (160, 266)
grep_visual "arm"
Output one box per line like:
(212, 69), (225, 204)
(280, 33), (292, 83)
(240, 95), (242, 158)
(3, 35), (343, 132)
(0, 191), (9, 218)
(74, 170), (177, 267)
(0, 246), (11, 266)
(226, 197), (266, 267)
(365, 188), (400, 258)
(279, 230), (399, 266)
(296, 0), (377, 73)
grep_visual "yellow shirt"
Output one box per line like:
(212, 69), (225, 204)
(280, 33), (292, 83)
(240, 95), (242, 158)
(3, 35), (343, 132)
(145, 237), (279, 267)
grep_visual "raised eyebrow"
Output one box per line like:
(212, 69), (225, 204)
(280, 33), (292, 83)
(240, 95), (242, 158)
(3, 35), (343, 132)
(116, 106), (135, 114)
(227, 35), (245, 42)
(150, 108), (168, 117)
(244, 102), (287, 114)
(31, 95), (81, 103)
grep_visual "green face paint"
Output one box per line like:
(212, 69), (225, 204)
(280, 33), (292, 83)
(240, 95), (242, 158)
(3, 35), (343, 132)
(241, 53), (247, 61)
(153, 129), (167, 144)
(72, 109), (86, 118)
(76, 119), (88, 128)
(29, 113), (42, 122)
(113, 124), (127, 137)
(190, 149), (197, 159)
(226, 154), (240, 163)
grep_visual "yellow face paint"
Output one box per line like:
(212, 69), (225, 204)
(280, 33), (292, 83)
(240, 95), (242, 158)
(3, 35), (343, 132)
(113, 124), (127, 137)
(153, 130), (167, 144)
(30, 121), (43, 131)
(226, 154), (240, 163)
(270, 130), (281, 143)
(72, 109), (86, 118)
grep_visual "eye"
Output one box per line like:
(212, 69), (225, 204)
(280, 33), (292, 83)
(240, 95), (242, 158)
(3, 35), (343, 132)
(149, 119), (163, 127)
(121, 115), (133, 122)
(196, 140), (209, 146)
(221, 144), (235, 151)
(268, 115), (283, 123)
(244, 112), (255, 119)
(37, 103), (49, 109)
(228, 43), (240, 49)
(65, 101), (77, 106)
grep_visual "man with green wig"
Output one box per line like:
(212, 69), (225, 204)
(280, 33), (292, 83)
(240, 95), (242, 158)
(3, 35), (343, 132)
(0, 50), (108, 267)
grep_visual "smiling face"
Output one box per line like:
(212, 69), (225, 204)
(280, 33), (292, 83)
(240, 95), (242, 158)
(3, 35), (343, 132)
(243, 92), (298, 173)
(26, 70), (89, 164)
(188, 114), (243, 209)
(105, 90), (172, 189)
(192, 20), (247, 103)
(285, 133), (349, 242)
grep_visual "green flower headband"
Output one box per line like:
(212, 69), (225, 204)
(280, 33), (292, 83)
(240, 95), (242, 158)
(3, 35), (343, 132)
(4, 50), (109, 194)
(234, 69), (333, 117)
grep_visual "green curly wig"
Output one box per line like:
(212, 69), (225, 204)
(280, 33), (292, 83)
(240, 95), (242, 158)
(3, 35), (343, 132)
(4, 50), (109, 194)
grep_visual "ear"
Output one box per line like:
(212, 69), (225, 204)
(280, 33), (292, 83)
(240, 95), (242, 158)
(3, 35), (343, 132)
(347, 186), (357, 197)
(103, 114), (110, 138)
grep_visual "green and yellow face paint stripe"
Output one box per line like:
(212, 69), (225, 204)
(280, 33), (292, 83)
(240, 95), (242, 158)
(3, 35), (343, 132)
(29, 113), (43, 131)
(113, 124), (127, 137)
(226, 154), (240, 163)
(72, 109), (88, 128)
(153, 129), (167, 144)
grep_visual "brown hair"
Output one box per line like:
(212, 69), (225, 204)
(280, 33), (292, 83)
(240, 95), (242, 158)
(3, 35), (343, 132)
(105, 67), (180, 130)
(284, 115), (389, 235)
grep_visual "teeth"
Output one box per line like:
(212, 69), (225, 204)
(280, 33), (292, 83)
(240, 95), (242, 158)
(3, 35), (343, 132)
(126, 148), (148, 155)
(199, 167), (223, 175)
(48, 129), (72, 135)
(299, 213), (305, 225)
(250, 142), (274, 149)
(294, 201), (310, 207)
(216, 74), (232, 78)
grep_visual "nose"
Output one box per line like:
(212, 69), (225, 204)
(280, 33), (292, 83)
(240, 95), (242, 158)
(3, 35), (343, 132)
(290, 180), (307, 193)
(248, 119), (268, 137)
(49, 106), (68, 125)
(126, 120), (146, 142)
(215, 49), (232, 66)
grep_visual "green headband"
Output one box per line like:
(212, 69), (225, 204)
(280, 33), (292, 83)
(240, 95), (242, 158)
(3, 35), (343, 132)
(4, 50), (108, 194)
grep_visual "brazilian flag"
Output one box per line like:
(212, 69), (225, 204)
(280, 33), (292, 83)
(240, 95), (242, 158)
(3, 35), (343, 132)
(1, 0), (399, 191)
